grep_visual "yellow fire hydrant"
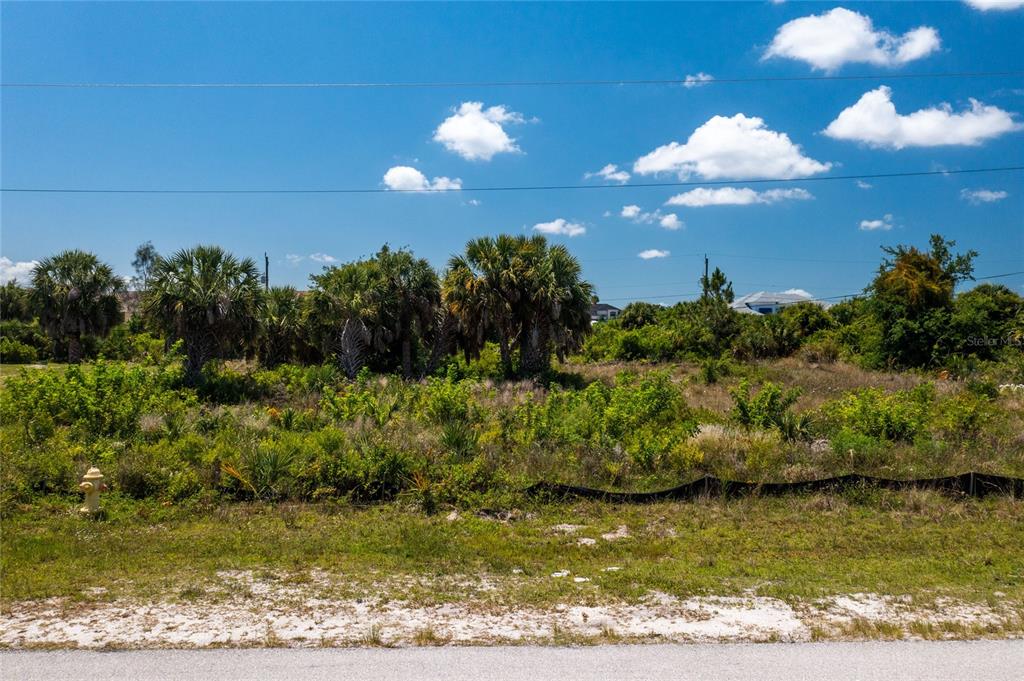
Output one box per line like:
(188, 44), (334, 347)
(79, 467), (107, 515)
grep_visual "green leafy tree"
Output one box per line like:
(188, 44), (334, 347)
(779, 301), (835, 340)
(696, 266), (738, 357)
(131, 241), (159, 291)
(30, 250), (124, 363)
(444, 234), (593, 377)
(0, 280), (34, 322)
(868, 234), (977, 368)
(144, 245), (264, 383)
(946, 283), (1024, 360)
(618, 301), (662, 330)
(700, 266), (734, 304)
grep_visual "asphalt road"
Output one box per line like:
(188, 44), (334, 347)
(2, 641), (1022, 681)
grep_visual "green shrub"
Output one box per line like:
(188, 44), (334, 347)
(800, 334), (842, 364)
(0, 337), (39, 363)
(732, 315), (799, 361)
(97, 326), (164, 363)
(698, 357), (731, 385)
(829, 428), (888, 472)
(0, 362), (196, 442)
(0, 320), (50, 360)
(819, 384), (934, 443)
(0, 430), (78, 500)
(731, 380), (802, 431)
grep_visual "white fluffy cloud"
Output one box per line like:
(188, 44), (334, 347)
(382, 166), (462, 192)
(659, 214), (683, 230)
(856, 180), (873, 190)
(824, 86), (1022, 149)
(683, 72), (714, 88)
(0, 257), (37, 284)
(585, 163), (630, 184)
(433, 102), (525, 161)
(634, 114), (831, 180)
(620, 205), (682, 230)
(859, 214), (894, 231)
(665, 187), (813, 207)
(533, 218), (586, 237)
(638, 249), (671, 260)
(286, 253), (339, 266)
(964, 0), (1024, 10)
(764, 7), (940, 71)
(783, 288), (814, 298)
(961, 188), (1009, 204)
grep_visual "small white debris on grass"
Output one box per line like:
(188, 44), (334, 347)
(601, 525), (630, 541)
(577, 537), (597, 546)
(550, 524), (584, 534)
(573, 577), (590, 583)
(602, 566), (622, 572)
(550, 570), (570, 578)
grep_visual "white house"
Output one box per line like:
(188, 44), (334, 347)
(590, 302), (621, 322)
(730, 290), (829, 316)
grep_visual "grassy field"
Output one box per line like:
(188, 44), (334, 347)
(4, 492), (1022, 611)
(0, 363), (65, 381)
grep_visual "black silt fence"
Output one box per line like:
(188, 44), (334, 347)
(526, 472), (1024, 503)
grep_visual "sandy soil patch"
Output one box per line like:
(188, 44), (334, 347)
(1, 574), (1017, 649)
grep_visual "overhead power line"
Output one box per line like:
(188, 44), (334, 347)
(977, 270), (1024, 280)
(3, 70), (1022, 89)
(3, 166), (1022, 195)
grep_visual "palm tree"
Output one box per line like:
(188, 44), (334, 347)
(307, 248), (442, 378)
(515, 237), (594, 375)
(443, 235), (520, 375)
(144, 245), (264, 383)
(31, 250), (124, 363)
(257, 286), (308, 367)
(374, 246), (441, 378)
(307, 259), (386, 378)
(443, 235), (593, 377)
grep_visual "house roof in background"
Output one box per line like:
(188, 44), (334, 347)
(731, 290), (830, 314)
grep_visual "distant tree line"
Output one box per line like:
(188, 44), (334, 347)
(584, 235), (1023, 373)
(0, 235), (595, 383)
(2, 233), (1021, 379)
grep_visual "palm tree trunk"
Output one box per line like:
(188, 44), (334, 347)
(401, 336), (413, 379)
(423, 311), (454, 378)
(183, 335), (211, 385)
(67, 334), (83, 364)
(520, 319), (551, 377)
(497, 319), (514, 378)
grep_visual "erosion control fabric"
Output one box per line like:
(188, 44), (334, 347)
(527, 472), (1024, 502)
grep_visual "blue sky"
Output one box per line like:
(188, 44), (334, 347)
(2, 1), (1022, 304)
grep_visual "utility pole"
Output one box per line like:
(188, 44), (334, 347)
(264, 253), (269, 291)
(702, 254), (709, 300)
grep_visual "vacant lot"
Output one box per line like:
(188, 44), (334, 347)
(3, 492), (1022, 647)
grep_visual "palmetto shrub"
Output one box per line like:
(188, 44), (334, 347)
(0, 362), (195, 442)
